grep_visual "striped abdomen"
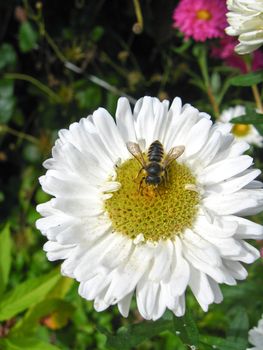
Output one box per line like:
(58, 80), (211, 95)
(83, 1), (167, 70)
(147, 140), (164, 162)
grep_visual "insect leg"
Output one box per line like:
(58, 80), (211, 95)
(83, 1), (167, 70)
(155, 185), (162, 197)
(139, 177), (145, 194)
(135, 166), (144, 180)
(163, 168), (169, 187)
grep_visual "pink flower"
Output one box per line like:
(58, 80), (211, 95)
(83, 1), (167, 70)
(212, 36), (263, 73)
(172, 0), (227, 42)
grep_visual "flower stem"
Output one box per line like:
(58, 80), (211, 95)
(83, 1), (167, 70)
(196, 45), (220, 118)
(37, 16), (137, 104)
(244, 57), (263, 113)
(206, 86), (220, 118)
(251, 84), (263, 113)
(3, 73), (61, 103)
(0, 125), (39, 144)
(132, 0), (143, 33)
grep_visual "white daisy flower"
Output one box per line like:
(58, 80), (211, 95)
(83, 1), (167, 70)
(36, 96), (263, 321)
(248, 314), (263, 350)
(225, 0), (263, 54)
(219, 106), (263, 147)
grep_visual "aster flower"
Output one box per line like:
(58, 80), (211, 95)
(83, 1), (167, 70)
(172, 0), (227, 42)
(212, 36), (263, 73)
(248, 314), (263, 350)
(219, 106), (263, 147)
(225, 0), (263, 54)
(36, 96), (263, 321)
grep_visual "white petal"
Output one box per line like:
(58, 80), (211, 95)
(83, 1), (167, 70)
(61, 143), (108, 182)
(92, 108), (129, 161)
(229, 241), (260, 263)
(148, 240), (173, 282)
(117, 292), (133, 317)
(78, 273), (111, 301)
(54, 224), (86, 244)
(152, 285), (167, 321)
(164, 104), (199, 151)
(151, 99), (170, 143)
(225, 215), (263, 239)
(51, 197), (104, 217)
(246, 180), (263, 189)
(207, 277), (223, 304)
(136, 280), (160, 320)
(199, 155), (253, 185)
(173, 294), (185, 317)
(203, 191), (259, 215)
(43, 241), (76, 261)
(101, 236), (133, 270)
(73, 233), (126, 281)
(184, 118), (212, 157)
(213, 140), (249, 162)
(194, 215), (237, 239)
(205, 169), (261, 194)
(168, 238), (190, 296)
(79, 118), (114, 170)
(188, 268), (214, 311)
(171, 106), (200, 146)
(223, 260), (248, 280)
(39, 174), (100, 198)
(116, 97), (137, 142)
(189, 129), (222, 169)
(182, 230), (228, 283)
(133, 97), (154, 147)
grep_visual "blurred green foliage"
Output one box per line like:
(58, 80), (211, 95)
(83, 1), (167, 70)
(0, 0), (262, 349)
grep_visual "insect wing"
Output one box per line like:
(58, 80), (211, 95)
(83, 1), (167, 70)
(126, 142), (146, 167)
(163, 145), (185, 168)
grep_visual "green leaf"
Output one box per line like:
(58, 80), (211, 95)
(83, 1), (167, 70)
(0, 224), (12, 296)
(211, 72), (221, 95)
(0, 268), (61, 321)
(0, 336), (61, 350)
(90, 26), (104, 42)
(18, 21), (38, 53)
(0, 43), (17, 70)
(11, 298), (75, 335)
(103, 319), (175, 350)
(0, 79), (15, 123)
(171, 40), (191, 54)
(229, 70), (263, 86)
(193, 44), (209, 87)
(173, 309), (199, 347)
(75, 85), (102, 110)
(47, 276), (73, 298)
(226, 307), (249, 350)
(0, 79), (14, 98)
(200, 335), (245, 350)
(22, 144), (41, 163)
(217, 79), (231, 105)
(229, 112), (263, 125)
(102, 311), (198, 350)
(229, 107), (263, 135)
(255, 124), (263, 136)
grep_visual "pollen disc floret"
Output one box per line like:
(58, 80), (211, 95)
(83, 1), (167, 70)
(36, 96), (263, 321)
(105, 159), (199, 242)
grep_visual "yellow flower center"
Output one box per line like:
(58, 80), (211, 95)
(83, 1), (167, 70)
(196, 10), (212, 21)
(104, 157), (200, 242)
(232, 123), (251, 137)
